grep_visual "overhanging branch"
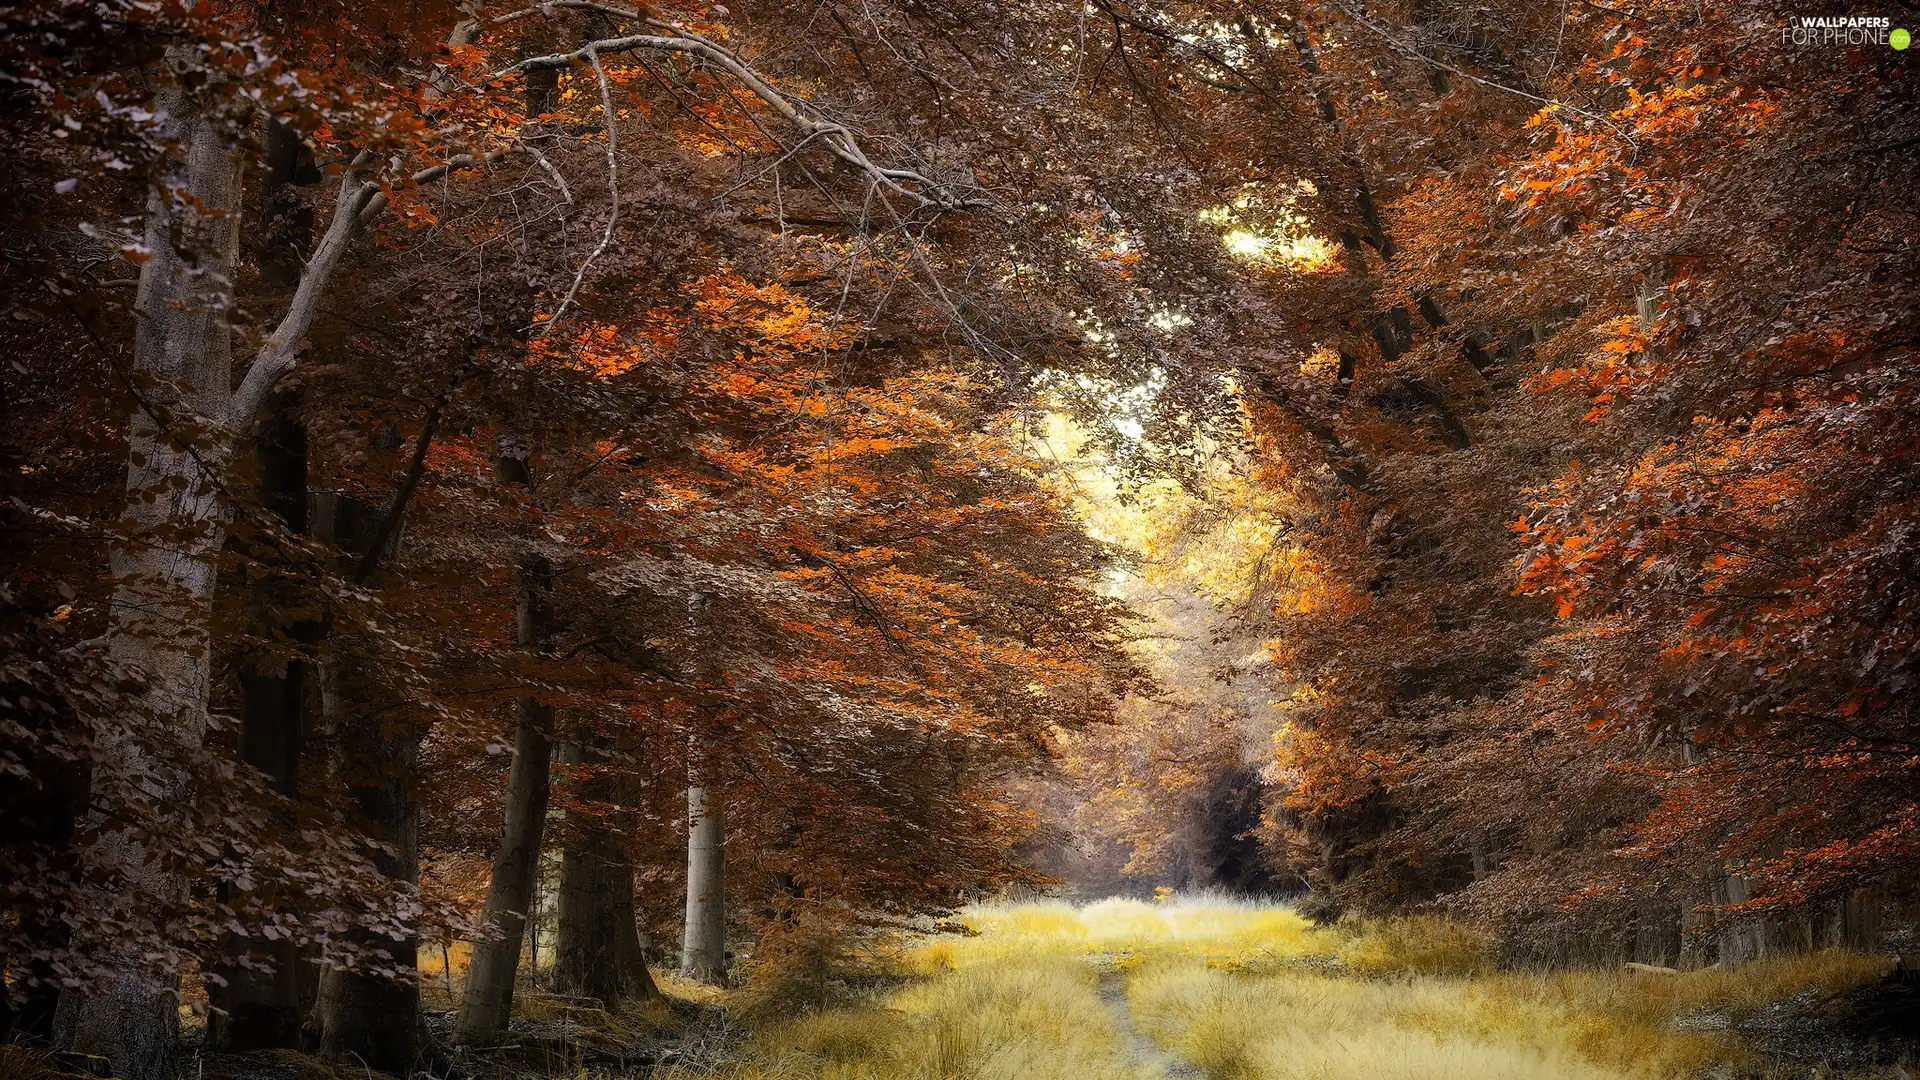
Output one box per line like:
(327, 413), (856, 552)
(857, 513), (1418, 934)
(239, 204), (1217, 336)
(486, 12), (980, 211)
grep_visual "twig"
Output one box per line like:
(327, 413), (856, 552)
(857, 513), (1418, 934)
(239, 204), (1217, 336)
(492, 27), (979, 210)
(352, 371), (462, 584)
(1325, 0), (1638, 152)
(518, 139), (572, 205)
(540, 48), (620, 337)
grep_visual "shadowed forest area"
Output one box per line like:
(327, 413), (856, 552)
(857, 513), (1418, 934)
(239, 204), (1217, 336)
(1, 0), (1916, 1077)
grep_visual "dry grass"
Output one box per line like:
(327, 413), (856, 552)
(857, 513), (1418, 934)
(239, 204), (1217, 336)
(1126, 928), (1891, 1080)
(0, 1044), (53, 1080)
(633, 899), (1897, 1080)
(648, 969), (730, 1007)
(1475, 950), (1895, 1077)
(677, 958), (1158, 1080)
(1128, 962), (1632, 1080)
(1331, 914), (1496, 977)
(1128, 962), (1669, 1080)
(904, 895), (1329, 974)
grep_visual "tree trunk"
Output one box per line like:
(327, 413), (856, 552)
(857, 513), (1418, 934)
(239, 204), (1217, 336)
(679, 756), (727, 984)
(555, 739), (660, 1007)
(1468, 836), (1495, 881)
(1717, 835), (1785, 966)
(457, 696), (553, 1040)
(610, 860), (654, 995)
(312, 696), (423, 1071)
(258, 120), (319, 290)
(210, 124), (322, 1047)
(209, 393), (310, 1051)
(311, 500), (425, 1073)
(54, 78), (242, 1080)
(458, 440), (554, 1042)
(1715, 867), (1772, 965)
(1678, 895), (1710, 970)
(1633, 904), (1682, 967)
(1824, 888), (1883, 951)
(556, 824), (623, 1005)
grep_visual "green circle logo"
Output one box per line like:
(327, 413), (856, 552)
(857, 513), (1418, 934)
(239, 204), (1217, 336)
(1894, 27), (1912, 49)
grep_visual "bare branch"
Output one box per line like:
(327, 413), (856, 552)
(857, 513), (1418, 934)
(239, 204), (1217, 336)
(541, 48), (620, 337)
(488, 24), (980, 211)
(519, 139), (572, 205)
(1090, 0), (1279, 97)
(359, 152), (510, 227)
(228, 159), (383, 426)
(230, 148), (523, 428)
(490, 0), (649, 24)
(1321, 0), (1638, 150)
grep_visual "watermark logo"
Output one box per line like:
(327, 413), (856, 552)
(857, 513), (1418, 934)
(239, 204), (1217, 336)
(1780, 15), (1909, 47)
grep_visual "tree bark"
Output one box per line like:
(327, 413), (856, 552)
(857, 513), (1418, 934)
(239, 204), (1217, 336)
(312, 501), (425, 1073)
(457, 441), (554, 1043)
(555, 738), (660, 1007)
(456, 692), (554, 1041)
(1678, 898), (1711, 970)
(259, 121), (319, 289)
(1714, 866), (1773, 965)
(210, 124), (322, 1046)
(313, 697), (423, 1072)
(679, 750), (727, 984)
(58, 16), (459, 1073)
(1824, 888), (1883, 951)
(610, 862), (654, 994)
(555, 822), (622, 1005)
(54, 75), (242, 1080)
(1632, 904), (1682, 967)
(209, 392), (310, 1052)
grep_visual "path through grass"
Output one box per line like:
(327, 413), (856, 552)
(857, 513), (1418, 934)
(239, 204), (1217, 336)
(1097, 969), (1200, 1078)
(681, 898), (1892, 1080)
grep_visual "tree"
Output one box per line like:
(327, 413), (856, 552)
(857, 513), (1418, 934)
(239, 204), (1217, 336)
(680, 734), (728, 984)
(455, 440), (557, 1044)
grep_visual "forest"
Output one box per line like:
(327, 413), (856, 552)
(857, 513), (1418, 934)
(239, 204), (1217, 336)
(0, 0), (1915, 1077)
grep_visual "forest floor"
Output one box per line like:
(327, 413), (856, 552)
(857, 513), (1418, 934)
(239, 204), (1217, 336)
(648, 899), (1917, 1080)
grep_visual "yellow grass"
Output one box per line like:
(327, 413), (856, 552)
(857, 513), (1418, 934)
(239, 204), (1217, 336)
(1474, 950), (1895, 1077)
(1128, 962), (1631, 1080)
(1128, 962), (1664, 1080)
(646, 900), (1895, 1080)
(1123, 946), (1893, 1080)
(693, 958), (1159, 1080)
(905, 896), (1329, 973)
(1331, 914), (1495, 977)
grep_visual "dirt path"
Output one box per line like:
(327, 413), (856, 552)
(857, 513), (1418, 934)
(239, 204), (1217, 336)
(1097, 970), (1203, 1078)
